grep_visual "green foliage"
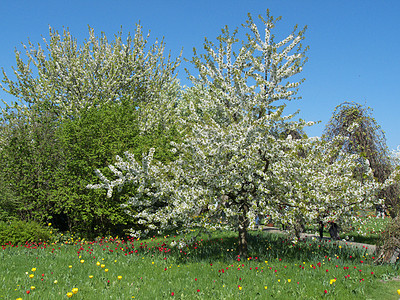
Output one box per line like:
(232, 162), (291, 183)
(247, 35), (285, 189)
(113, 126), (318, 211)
(53, 101), (182, 236)
(0, 220), (52, 246)
(0, 102), (61, 223)
(0, 165), (19, 222)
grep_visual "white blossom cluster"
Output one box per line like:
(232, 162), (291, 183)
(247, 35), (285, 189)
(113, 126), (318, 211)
(0, 24), (181, 130)
(267, 134), (393, 229)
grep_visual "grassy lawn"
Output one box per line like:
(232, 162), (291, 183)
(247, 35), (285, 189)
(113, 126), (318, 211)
(1, 230), (399, 299)
(292, 211), (393, 245)
(344, 212), (392, 245)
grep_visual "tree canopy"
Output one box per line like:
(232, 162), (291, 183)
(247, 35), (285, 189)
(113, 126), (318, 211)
(87, 11), (395, 258)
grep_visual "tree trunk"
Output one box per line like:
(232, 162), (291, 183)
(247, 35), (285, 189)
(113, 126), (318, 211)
(238, 202), (249, 259)
(294, 218), (304, 240)
(319, 221), (324, 239)
(329, 222), (340, 240)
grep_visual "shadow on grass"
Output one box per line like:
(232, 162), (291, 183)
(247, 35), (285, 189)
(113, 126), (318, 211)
(156, 230), (375, 265)
(344, 234), (380, 245)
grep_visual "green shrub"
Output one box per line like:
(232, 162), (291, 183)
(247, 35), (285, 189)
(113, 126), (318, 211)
(0, 219), (52, 246)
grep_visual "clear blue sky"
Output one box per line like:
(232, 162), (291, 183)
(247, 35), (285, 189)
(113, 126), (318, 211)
(1, 0), (399, 150)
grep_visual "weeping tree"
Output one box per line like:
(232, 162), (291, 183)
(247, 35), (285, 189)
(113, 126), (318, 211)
(323, 102), (400, 218)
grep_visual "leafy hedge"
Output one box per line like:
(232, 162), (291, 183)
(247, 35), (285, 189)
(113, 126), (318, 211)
(0, 220), (52, 246)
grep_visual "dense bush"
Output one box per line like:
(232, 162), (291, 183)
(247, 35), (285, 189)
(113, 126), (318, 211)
(0, 220), (53, 246)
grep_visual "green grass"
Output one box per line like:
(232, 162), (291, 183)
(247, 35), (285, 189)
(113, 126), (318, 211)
(299, 211), (392, 245)
(1, 230), (399, 299)
(344, 212), (392, 245)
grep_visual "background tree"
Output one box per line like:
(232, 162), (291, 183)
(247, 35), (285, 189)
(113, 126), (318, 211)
(323, 102), (400, 218)
(0, 24), (181, 233)
(270, 134), (384, 240)
(0, 24), (181, 121)
(0, 101), (61, 222)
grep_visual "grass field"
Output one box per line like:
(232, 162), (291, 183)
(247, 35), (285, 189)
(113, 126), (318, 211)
(1, 229), (399, 299)
(291, 211), (393, 245)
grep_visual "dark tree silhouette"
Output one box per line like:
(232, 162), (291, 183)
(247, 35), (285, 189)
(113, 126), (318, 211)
(323, 102), (399, 218)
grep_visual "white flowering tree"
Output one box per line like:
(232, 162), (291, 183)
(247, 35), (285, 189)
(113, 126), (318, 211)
(88, 11), (396, 257)
(88, 11), (308, 257)
(1, 24), (181, 125)
(268, 134), (388, 239)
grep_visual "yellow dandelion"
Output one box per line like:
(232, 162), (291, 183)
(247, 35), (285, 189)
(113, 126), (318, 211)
(29, 274), (34, 279)
(31, 268), (36, 272)
(118, 276), (122, 280)
(89, 275), (93, 279)
(67, 292), (73, 298)
(72, 288), (78, 294)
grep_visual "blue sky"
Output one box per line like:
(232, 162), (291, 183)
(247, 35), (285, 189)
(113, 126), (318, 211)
(1, 0), (399, 150)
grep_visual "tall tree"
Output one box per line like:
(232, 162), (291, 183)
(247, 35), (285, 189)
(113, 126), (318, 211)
(323, 102), (400, 217)
(88, 11), (396, 258)
(0, 24), (181, 228)
(89, 10), (309, 257)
